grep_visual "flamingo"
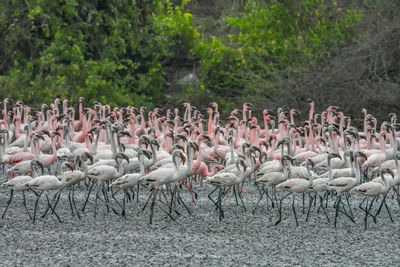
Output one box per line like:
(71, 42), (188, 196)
(140, 149), (187, 224)
(110, 149), (152, 216)
(27, 160), (68, 223)
(2, 160), (44, 219)
(254, 155), (292, 213)
(275, 159), (314, 226)
(328, 151), (366, 227)
(87, 152), (129, 216)
(355, 168), (394, 229)
(206, 159), (247, 221)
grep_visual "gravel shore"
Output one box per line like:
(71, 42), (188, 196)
(0, 176), (399, 266)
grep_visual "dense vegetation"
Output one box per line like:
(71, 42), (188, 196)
(0, 0), (399, 121)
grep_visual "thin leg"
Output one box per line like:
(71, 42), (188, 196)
(46, 193), (61, 223)
(102, 185), (110, 213)
(233, 186), (239, 206)
(81, 180), (95, 212)
(23, 191), (32, 220)
(384, 200), (394, 222)
(2, 190), (14, 219)
(33, 192), (42, 223)
(274, 193), (291, 226)
(72, 186), (81, 220)
(149, 187), (159, 224)
(207, 187), (219, 208)
(68, 188), (75, 216)
(218, 188), (224, 221)
(177, 191), (192, 215)
(94, 183), (102, 217)
(364, 197), (369, 230)
(237, 185), (247, 212)
(111, 188), (125, 217)
(136, 183), (140, 203)
(317, 195), (330, 223)
(139, 187), (154, 215)
(292, 193), (299, 226)
(334, 196), (340, 227)
(252, 189), (265, 215)
(305, 193), (314, 222)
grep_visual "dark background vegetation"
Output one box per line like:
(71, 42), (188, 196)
(0, 0), (399, 122)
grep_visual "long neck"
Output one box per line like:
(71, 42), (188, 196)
(379, 134), (385, 153)
(309, 103), (314, 122)
(306, 163), (313, 179)
(172, 153), (180, 170)
(186, 147), (193, 174)
(82, 161), (88, 178)
(328, 158), (333, 181)
(79, 101), (83, 122)
(392, 128), (397, 155)
(328, 130), (336, 153)
(138, 153), (146, 175)
(23, 126), (30, 152)
(207, 165), (223, 176)
(193, 150), (202, 171)
(109, 127), (117, 156)
(148, 143), (157, 166)
(49, 136), (58, 162)
(309, 127), (316, 153)
(30, 135), (36, 155)
(116, 160), (124, 177)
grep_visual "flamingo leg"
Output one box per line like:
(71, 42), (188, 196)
(149, 187), (159, 224)
(94, 182), (102, 217)
(41, 189), (61, 218)
(177, 191), (192, 215)
(97, 187), (120, 216)
(23, 191), (32, 220)
(364, 197), (369, 230)
(237, 185), (246, 212)
(33, 192), (42, 223)
(155, 203), (176, 221)
(101, 184), (110, 213)
(375, 194), (393, 222)
(292, 194), (299, 226)
(71, 186), (81, 220)
(225, 186), (233, 200)
(384, 199), (394, 222)
(233, 186), (239, 206)
(138, 187), (154, 215)
(252, 189), (265, 215)
(305, 193), (314, 222)
(238, 185), (248, 201)
(319, 195), (330, 223)
(345, 193), (354, 218)
(81, 180), (95, 212)
(207, 187), (219, 209)
(68, 187), (75, 216)
(359, 196), (375, 218)
(218, 188), (224, 221)
(2, 189), (14, 219)
(136, 183), (140, 203)
(274, 192), (291, 226)
(334, 196), (340, 227)
(45, 193), (61, 223)
(111, 189), (125, 217)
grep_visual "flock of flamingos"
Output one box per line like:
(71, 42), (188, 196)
(0, 97), (399, 229)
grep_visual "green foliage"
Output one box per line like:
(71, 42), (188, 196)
(0, 0), (362, 113)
